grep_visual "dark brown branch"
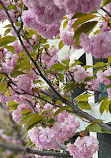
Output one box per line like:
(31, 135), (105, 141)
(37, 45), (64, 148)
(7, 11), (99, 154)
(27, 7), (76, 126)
(101, 7), (111, 17)
(0, 142), (71, 157)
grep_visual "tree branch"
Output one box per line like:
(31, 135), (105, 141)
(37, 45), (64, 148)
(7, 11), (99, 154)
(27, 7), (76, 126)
(101, 7), (111, 17)
(0, 142), (71, 157)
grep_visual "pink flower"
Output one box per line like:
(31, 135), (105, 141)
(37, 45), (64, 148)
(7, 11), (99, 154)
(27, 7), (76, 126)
(67, 136), (99, 158)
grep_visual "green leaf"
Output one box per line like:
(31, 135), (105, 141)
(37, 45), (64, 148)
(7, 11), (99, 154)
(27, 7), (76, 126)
(99, 96), (108, 103)
(63, 20), (68, 29)
(0, 36), (16, 47)
(102, 0), (111, 7)
(71, 60), (82, 67)
(76, 94), (90, 101)
(19, 2), (23, 9)
(72, 14), (97, 28)
(64, 82), (76, 92)
(7, 4), (17, 10)
(62, 59), (70, 66)
(4, 29), (11, 36)
(72, 12), (87, 19)
(108, 56), (111, 63)
(54, 106), (72, 116)
(100, 99), (108, 114)
(109, 103), (111, 113)
(26, 139), (34, 148)
(7, 101), (19, 107)
(57, 73), (64, 82)
(78, 101), (91, 110)
(59, 40), (64, 50)
(94, 29), (100, 35)
(101, 127), (111, 134)
(42, 110), (52, 115)
(25, 113), (43, 126)
(74, 21), (98, 39)
(27, 122), (38, 131)
(104, 84), (111, 90)
(86, 119), (103, 133)
(11, 71), (25, 77)
(7, 101), (19, 111)
(4, 46), (15, 53)
(3, 24), (12, 28)
(47, 118), (55, 125)
(93, 67), (105, 75)
(0, 82), (7, 92)
(107, 75), (111, 79)
(0, 4), (3, 9)
(21, 109), (31, 115)
(9, 104), (18, 111)
(49, 63), (65, 72)
(86, 124), (102, 132)
(93, 62), (105, 68)
(84, 76), (96, 81)
(0, 77), (6, 84)
(83, 65), (92, 69)
(21, 114), (30, 124)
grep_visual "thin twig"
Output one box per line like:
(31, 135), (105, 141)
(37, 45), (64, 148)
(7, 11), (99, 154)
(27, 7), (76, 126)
(35, 36), (41, 62)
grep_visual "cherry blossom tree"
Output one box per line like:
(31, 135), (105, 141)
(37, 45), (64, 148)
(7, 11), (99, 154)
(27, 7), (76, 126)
(0, 0), (111, 157)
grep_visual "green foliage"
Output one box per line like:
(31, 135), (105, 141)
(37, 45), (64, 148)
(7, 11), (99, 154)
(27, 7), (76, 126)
(72, 12), (87, 19)
(77, 101), (92, 110)
(4, 45), (15, 53)
(54, 106), (72, 116)
(4, 28), (11, 36)
(59, 40), (64, 50)
(7, 101), (19, 111)
(0, 36), (16, 47)
(63, 19), (68, 29)
(102, 0), (111, 7)
(49, 63), (66, 72)
(72, 14), (97, 28)
(74, 21), (98, 47)
(25, 113), (44, 127)
(93, 62), (106, 68)
(7, 4), (17, 10)
(86, 119), (103, 133)
(76, 94), (90, 101)
(100, 98), (108, 114)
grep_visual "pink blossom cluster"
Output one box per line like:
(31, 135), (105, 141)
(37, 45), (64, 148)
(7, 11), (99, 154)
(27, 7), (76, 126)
(0, 50), (18, 74)
(28, 104), (80, 151)
(12, 74), (32, 93)
(41, 47), (58, 69)
(60, 31), (76, 48)
(97, 67), (111, 85)
(67, 136), (99, 158)
(85, 78), (100, 91)
(106, 2), (111, 13)
(22, 0), (102, 39)
(69, 65), (99, 91)
(80, 30), (111, 58)
(12, 104), (32, 124)
(97, 67), (111, 98)
(22, 0), (62, 39)
(54, 0), (102, 14)
(69, 65), (90, 83)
